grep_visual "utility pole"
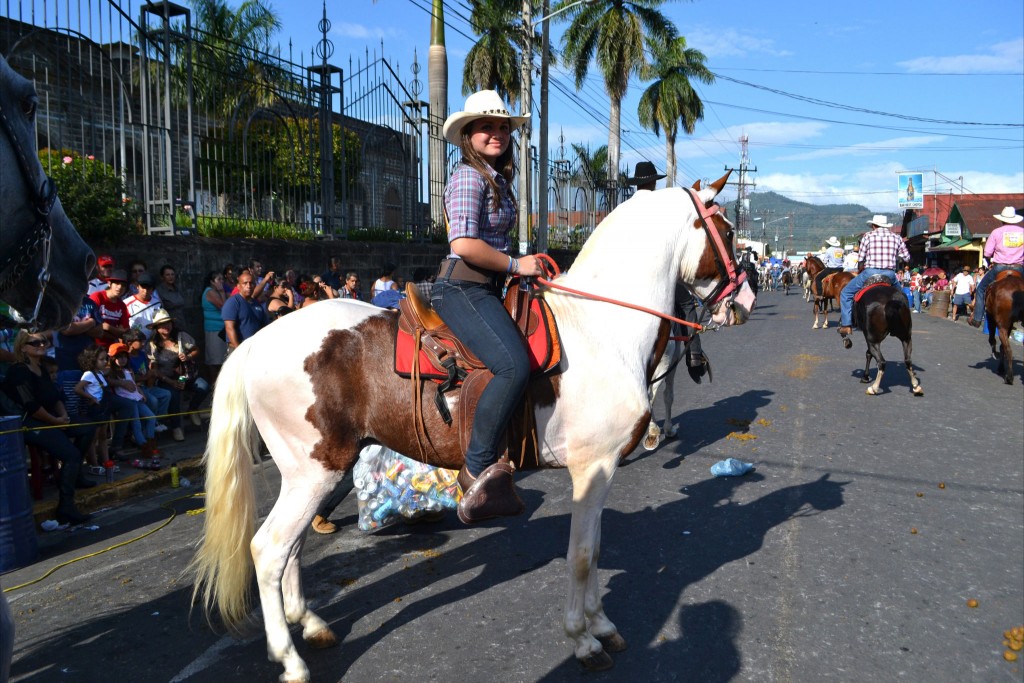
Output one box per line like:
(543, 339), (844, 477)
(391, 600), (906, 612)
(724, 134), (756, 241)
(537, 0), (550, 254)
(518, 0), (533, 255)
(428, 0), (447, 231)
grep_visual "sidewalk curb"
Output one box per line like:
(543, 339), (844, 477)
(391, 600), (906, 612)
(32, 457), (205, 525)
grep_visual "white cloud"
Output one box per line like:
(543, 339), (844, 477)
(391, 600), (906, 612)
(897, 38), (1024, 74)
(775, 136), (946, 161)
(332, 22), (402, 41)
(687, 27), (793, 60)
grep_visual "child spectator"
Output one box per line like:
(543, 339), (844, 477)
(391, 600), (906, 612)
(74, 346), (111, 469)
(107, 342), (158, 459)
(122, 329), (170, 434)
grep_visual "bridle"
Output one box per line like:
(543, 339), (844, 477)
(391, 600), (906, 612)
(683, 187), (746, 315)
(0, 91), (57, 331)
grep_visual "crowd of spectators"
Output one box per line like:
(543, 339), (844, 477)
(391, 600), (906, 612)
(0, 255), (436, 513)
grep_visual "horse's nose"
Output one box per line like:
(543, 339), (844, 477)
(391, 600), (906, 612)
(731, 302), (749, 325)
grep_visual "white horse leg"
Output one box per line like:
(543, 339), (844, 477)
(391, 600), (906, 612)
(565, 460), (618, 670)
(583, 520), (626, 653)
(281, 534), (337, 649)
(252, 482), (333, 683)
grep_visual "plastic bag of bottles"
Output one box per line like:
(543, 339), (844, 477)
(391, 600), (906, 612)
(353, 444), (461, 532)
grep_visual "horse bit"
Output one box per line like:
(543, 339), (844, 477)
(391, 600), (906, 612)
(0, 91), (57, 331)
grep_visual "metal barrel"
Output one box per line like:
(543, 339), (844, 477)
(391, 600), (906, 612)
(0, 415), (38, 572)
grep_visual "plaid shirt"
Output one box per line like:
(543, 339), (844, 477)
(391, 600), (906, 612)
(858, 228), (911, 270)
(444, 163), (516, 255)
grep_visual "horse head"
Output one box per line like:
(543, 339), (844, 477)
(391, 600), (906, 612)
(0, 54), (93, 330)
(686, 172), (756, 327)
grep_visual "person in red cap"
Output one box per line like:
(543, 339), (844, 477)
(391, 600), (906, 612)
(87, 254), (116, 295)
(89, 269), (130, 349)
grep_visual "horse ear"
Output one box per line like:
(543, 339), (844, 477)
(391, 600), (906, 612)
(691, 179), (702, 191)
(707, 171), (731, 195)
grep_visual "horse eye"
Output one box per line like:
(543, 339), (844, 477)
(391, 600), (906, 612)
(21, 96), (37, 120)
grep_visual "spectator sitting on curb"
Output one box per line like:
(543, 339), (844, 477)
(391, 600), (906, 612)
(125, 271), (163, 338)
(122, 329), (170, 434)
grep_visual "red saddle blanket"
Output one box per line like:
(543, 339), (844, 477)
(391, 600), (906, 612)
(394, 294), (561, 381)
(854, 281), (894, 303)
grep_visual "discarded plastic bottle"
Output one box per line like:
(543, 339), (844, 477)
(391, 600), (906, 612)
(104, 460), (114, 484)
(709, 458), (755, 477)
(171, 465), (180, 488)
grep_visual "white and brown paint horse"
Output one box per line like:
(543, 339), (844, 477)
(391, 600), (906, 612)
(190, 175), (756, 683)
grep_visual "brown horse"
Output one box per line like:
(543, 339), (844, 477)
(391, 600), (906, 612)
(840, 282), (924, 396)
(984, 270), (1024, 385)
(805, 256), (853, 328)
(781, 270), (793, 295)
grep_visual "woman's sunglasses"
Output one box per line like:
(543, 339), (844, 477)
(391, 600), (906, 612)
(26, 339), (51, 348)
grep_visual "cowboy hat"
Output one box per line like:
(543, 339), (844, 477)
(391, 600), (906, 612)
(825, 236), (841, 248)
(442, 90), (530, 145)
(105, 269), (129, 284)
(146, 309), (175, 329)
(867, 214), (894, 228)
(626, 161), (666, 186)
(993, 206), (1023, 224)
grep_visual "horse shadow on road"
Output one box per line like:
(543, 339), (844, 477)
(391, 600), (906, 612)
(629, 389), (774, 470)
(296, 469), (847, 683)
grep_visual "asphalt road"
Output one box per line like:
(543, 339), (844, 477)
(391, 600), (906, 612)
(5, 290), (1023, 683)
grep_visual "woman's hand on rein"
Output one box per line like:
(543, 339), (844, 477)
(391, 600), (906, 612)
(517, 254), (543, 278)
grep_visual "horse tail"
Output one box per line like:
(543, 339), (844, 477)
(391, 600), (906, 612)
(189, 341), (261, 632)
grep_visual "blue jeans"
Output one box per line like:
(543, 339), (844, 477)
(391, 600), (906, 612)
(912, 289), (922, 312)
(840, 268), (897, 327)
(431, 280), (530, 477)
(23, 416), (97, 507)
(167, 377), (210, 429)
(142, 385), (172, 420)
(110, 394), (156, 448)
(972, 264), (1024, 322)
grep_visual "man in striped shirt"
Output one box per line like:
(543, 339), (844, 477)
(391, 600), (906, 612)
(838, 215), (911, 336)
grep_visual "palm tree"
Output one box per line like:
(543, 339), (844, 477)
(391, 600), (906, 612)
(637, 35), (713, 187)
(560, 0), (679, 185)
(185, 0), (289, 116)
(462, 0), (554, 108)
(462, 0), (522, 105)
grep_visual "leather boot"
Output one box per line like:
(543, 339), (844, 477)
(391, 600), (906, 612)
(56, 496), (92, 525)
(456, 461), (524, 524)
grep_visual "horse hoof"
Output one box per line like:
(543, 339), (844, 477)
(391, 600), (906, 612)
(865, 387), (879, 396)
(860, 376), (871, 384)
(305, 627), (338, 649)
(912, 386), (924, 396)
(579, 649), (614, 671)
(642, 434), (660, 451)
(842, 338), (852, 350)
(812, 323), (819, 329)
(597, 632), (628, 653)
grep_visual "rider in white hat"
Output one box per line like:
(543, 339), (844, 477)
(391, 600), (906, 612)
(837, 215), (911, 337)
(815, 236), (845, 296)
(969, 207), (1024, 327)
(434, 90), (541, 524)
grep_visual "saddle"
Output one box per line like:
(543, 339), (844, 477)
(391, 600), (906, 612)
(394, 281), (562, 466)
(854, 276), (895, 303)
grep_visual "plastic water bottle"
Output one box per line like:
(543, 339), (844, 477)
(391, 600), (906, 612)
(171, 465), (180, 488)
(710, 458), (755, 477)
(104, 460), (114, 484)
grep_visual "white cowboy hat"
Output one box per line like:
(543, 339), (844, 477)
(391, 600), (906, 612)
(442, 90), (530, 145)
(867, 214), (894, 228)
(825, 236), (841, 248)
(993, 206), (1023, 224)
(145, 308), (175, 329)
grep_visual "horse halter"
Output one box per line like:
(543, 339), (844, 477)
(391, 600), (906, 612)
(684, 188), (747, 313)
(0, 93), (57, 331)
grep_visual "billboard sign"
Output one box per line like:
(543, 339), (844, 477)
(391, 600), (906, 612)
(898, 172), (924, 209)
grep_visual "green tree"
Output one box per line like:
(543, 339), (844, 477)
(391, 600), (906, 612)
(39, 150), (142, 243)
(174, 0), (295, 117)
(637, 35), (713, 187)
(560, 0), (680, 185)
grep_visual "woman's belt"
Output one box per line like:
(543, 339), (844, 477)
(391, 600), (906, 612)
(437, 258), (501, 285)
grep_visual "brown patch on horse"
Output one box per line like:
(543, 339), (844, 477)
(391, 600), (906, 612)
(690, 211), (735, 281)
(304, 313), (466, 472)
(647, 319), (671, 382)
(619, 409), (653, 462)
(985, 271), (1024, 384)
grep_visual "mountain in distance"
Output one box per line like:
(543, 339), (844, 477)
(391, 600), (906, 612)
(723, 191), (878, 252)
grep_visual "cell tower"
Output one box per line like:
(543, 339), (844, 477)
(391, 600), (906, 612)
(725, 135), (756, 239)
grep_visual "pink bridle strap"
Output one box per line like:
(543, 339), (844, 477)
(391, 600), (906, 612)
(685, 188), (746, 307)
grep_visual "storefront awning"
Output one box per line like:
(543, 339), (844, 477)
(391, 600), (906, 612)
(928, 239), (977, 252)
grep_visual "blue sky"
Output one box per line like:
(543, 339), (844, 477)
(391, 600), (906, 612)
(277, 0), (1021, 211)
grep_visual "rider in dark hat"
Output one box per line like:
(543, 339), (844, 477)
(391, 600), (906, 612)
(626, 161), (667, 191)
